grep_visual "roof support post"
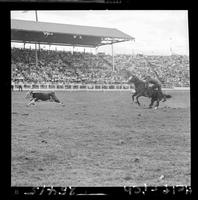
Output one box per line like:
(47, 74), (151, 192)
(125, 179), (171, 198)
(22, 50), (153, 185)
(95, 47), (98, 55)
(35, 43), (38, 68)
(111, 43), (114, 71)
(35, 10), (39, 69)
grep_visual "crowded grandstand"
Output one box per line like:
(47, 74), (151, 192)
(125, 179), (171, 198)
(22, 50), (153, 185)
(11, 47), (189, 88)
(11, 19), (189, 89)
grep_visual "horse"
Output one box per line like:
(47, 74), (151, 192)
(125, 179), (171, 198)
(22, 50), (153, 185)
(128, 75), (172, 109)
(25, 91), (64, 106)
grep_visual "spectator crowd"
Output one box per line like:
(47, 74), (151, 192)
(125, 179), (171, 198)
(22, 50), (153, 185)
(11, 47), (190, 87)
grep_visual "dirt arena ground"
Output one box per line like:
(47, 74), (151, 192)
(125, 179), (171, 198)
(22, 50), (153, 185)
(11, 90), (190, 186)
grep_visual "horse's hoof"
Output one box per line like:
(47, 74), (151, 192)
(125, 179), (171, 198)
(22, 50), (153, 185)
(154, 107), (158, 110)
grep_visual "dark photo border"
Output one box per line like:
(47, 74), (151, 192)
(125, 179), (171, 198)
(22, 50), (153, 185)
(2, 1), (193, 199)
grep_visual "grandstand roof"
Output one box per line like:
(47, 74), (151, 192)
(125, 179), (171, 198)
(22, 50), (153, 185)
(11, 19), (134, 47)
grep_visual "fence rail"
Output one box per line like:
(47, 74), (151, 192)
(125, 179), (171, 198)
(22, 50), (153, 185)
(12, 83), (189, 91)
(12, 84), (134, 91)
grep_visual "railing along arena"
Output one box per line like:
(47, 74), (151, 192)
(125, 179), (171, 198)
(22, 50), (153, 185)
(12, 83), (190, 91)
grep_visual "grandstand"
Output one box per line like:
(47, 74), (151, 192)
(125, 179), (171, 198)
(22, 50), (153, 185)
(11, 19), (190, 90)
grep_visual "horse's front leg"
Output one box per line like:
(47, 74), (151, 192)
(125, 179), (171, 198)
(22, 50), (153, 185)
(136, 95), (141, 106)
(149, 98), (155, 108)
(132, 92), (137, 103)
(154, 100), (159, 109)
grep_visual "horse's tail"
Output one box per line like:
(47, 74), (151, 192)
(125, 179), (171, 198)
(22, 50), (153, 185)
(164, 94), (172, 98)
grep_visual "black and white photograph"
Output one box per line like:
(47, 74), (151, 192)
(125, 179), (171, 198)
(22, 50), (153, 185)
(11, 10), (190, 186)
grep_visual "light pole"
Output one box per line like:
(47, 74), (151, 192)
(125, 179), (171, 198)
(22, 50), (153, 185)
(35, 10), (38, 22)
(169, 37), (173, 55)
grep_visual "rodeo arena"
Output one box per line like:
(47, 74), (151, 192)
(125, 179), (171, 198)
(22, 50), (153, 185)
(11, 18), (190, 187)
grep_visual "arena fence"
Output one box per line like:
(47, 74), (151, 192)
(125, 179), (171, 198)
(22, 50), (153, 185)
(12, 84), (134, 91)
(12, 83), (190, 91)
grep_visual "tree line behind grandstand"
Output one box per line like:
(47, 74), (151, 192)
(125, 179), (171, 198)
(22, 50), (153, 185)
(11, 47), (190, 88)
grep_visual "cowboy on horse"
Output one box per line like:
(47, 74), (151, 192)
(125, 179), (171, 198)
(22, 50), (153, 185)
(120, 69), (171, 109)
